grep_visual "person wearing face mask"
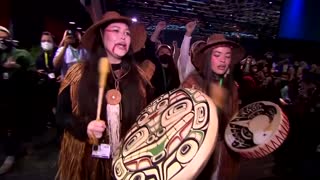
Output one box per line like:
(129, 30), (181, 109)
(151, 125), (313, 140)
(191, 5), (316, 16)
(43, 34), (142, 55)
(34, 31), (60, 135)
(0, 26), (35, 175)
(53, 29), (88, 78)
(36, 32), (59, 77)
(151, 44), (180, 98)
(182, 34), (246, 180)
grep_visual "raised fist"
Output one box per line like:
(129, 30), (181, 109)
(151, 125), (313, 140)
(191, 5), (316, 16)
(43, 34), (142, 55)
(156, 21), (167, 31)
(186, 21), (197, 34)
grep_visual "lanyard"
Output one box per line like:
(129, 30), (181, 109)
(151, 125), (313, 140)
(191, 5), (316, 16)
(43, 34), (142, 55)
(44, 52), (49, 68)
(70, 47), (80, 61)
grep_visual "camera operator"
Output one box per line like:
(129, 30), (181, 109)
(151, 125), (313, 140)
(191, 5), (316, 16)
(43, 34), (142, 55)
(53, 27), (87, 78)
(0, 26), (35, 175)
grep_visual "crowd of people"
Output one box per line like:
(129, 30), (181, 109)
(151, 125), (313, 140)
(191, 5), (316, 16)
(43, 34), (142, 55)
(0, 10), (319, 179)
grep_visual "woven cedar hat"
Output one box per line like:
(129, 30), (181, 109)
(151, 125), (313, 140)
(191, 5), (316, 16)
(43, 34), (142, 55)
(82, 12), (147, 53)
(191, 40), (206, 53)
(192, 34), (245, 71)
(130, 23), (147, 53)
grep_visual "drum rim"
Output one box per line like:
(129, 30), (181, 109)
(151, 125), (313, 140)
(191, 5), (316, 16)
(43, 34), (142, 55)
(173, 90), (219, 180)
(112, 88), (219, 179)
(224, 101), (287, 154)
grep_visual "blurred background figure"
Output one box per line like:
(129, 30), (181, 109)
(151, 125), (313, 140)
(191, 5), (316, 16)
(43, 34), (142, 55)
(0, 26), (35, 175)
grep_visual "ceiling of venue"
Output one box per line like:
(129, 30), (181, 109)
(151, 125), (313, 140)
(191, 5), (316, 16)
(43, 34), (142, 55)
(115, 0), (283, 39)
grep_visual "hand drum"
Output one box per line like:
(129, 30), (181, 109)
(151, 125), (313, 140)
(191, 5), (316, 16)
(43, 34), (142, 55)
(112, 88), (218, 180)
(225, 101), (289, 159)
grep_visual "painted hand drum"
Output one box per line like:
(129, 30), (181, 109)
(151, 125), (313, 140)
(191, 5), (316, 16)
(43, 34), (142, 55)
(225, 101), (289, 159)
(112, 88), (218, 180)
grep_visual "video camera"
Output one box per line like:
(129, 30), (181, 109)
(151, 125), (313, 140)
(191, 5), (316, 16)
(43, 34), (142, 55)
(66, 22), (83, 39)
(0, 38), (18, 50)
(66, 22), (77, 38)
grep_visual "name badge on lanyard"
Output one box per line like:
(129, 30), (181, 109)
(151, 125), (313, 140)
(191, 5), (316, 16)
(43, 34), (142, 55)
(48, 73), (55, 79)
(2, 72), (9, 80)
(91, 143), (111, 159)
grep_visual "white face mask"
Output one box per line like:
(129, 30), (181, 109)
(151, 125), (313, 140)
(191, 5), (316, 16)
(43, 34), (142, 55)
(41, 42), (53, 51)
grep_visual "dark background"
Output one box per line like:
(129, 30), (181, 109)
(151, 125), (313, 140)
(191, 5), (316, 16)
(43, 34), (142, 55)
(1, 0), (92, 48)
(0, 0), (320, 63)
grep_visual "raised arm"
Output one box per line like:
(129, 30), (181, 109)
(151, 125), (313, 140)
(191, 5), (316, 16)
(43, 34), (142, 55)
(150, 21), (166, 43)
(177, 21), (197, 83)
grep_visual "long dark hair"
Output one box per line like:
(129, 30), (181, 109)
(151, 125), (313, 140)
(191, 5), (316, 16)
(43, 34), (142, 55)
(77, 24), (145, 137)
(196, 48), (235, 94)
(194, 47), (237, 133)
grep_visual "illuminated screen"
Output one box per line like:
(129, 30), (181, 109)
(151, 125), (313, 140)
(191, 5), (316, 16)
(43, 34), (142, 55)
(278, 0), (320, 42)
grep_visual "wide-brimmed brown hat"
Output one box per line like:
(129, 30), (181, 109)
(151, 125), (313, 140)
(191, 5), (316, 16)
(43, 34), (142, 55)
(191, 40), (206, 53)
(192, 34), (245, 71)
(130, 23), (147, 53)
(82, 11), (131, 50)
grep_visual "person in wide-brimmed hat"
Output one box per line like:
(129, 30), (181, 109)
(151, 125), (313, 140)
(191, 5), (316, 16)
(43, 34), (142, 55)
(82, 12), (147, 54)
(191, 34), (245, 74)
(151, 42), (180, 97)
(56, 11), (152, 180)
(182, 33), (246, 180)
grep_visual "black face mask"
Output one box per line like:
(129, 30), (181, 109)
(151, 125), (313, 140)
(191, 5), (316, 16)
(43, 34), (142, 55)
(159, 54), (173, 64)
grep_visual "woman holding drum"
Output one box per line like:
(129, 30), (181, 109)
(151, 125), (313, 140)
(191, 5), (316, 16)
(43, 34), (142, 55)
(182, 34), (289, 179)
(182, 34), (245, 180)
(110, 32), (288, 180)
(55, 12), (152, 180)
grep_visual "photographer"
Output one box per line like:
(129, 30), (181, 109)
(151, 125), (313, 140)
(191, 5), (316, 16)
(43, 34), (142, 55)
(0, 26), (35, 174)
(53, 26), (87, 78)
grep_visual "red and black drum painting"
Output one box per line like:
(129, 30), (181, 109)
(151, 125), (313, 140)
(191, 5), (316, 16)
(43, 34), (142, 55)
(225, 101), (289, 159)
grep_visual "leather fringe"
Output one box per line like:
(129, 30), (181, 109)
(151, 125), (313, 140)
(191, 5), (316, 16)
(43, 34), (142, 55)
(56, 63), (88, 180)
(55, 132), (86, 180)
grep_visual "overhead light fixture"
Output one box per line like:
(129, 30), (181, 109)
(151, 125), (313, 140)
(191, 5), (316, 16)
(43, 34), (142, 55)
(132, 17), (138, 22)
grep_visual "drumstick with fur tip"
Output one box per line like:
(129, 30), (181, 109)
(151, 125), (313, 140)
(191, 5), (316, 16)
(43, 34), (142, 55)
(90, 57), (110, 145)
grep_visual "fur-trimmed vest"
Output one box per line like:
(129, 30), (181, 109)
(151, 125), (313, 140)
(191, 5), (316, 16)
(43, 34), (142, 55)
(55, 62), (150, 180)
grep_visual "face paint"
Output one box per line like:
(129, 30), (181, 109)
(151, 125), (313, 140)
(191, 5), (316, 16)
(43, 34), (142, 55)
(103, 23), (131, 58)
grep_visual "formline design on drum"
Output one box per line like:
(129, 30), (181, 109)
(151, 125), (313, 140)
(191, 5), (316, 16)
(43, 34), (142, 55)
(242, 112), (289, 158)
(112, 88), (218, 180)
(225, 101), (290, 159)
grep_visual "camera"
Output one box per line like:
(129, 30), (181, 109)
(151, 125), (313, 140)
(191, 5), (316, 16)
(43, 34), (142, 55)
(0, 38), (18, 50)
(66, 22), (77, 38)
